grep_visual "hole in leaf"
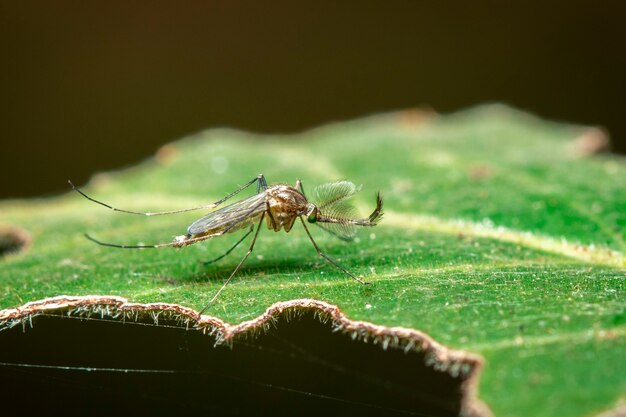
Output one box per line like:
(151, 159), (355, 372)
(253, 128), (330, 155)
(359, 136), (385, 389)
(0, 310), (484, 416)
(0, 227), (30, 258)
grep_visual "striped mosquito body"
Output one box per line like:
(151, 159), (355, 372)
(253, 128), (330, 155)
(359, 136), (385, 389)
(70, 175), (383, 314)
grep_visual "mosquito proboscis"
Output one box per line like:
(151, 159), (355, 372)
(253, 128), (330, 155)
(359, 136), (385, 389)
(69, 175), (383, 314)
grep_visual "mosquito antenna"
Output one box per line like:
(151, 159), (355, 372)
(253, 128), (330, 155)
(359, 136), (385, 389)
(317, 192), (384, 227)
(68, 175), (262, 216)
(368, 192), (384, 224)
(350, 191), (384, 226)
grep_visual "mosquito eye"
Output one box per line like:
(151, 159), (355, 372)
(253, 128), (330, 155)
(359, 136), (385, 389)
(307, 211), (317, 223)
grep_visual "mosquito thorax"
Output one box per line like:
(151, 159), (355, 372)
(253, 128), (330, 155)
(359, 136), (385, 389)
(264, 185), (309, 232)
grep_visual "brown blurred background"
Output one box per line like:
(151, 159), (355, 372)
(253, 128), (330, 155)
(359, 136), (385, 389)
(1, 1), (625, 199)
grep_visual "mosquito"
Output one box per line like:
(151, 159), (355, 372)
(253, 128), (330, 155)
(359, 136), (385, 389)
(69, 174), (383, 314)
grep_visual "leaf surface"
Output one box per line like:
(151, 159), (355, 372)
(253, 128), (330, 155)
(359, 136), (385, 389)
(1, 105), (624, 416)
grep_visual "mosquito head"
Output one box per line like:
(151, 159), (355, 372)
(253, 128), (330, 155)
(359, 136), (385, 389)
(305, 204), (319, 223)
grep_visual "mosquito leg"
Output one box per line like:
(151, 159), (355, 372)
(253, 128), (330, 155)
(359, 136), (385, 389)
(68, 174), (264, 216)
(198, 212), (266, 315)
(299, 217), (369, 285)
(202, 226), (254, 265)
(85, 200), (265, 250)
(295, 179), (306, 197)
(84, 232), (218, 249)
(265, 200), (276, 230)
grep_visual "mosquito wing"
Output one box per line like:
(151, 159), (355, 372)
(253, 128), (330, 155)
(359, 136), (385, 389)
(187, 192), (266, 235)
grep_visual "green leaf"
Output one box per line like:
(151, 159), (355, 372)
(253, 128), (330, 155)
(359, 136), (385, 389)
(1, 105), (624, 416)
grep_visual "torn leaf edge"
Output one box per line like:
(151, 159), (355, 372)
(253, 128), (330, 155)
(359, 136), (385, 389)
(0, 295), (492, 417)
